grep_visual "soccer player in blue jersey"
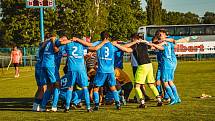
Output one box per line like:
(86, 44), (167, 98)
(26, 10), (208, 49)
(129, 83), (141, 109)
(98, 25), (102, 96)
(89, 31), (121, 110)
(152, 36), (170, 101)
(32, 42), (45, 111)
(60, 35), (107, 112)
(40, 33), (60, 112)
(54, 37), (67, 81)
(151, 30), (181, 105)
(58, 66), (83, 110)
(114, 41), (125, 69)
(113, 41), (133, 103)
(50, 36), (68, 112)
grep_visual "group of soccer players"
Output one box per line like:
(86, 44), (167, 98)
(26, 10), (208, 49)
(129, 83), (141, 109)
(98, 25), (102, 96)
(32, 29), (182, 112)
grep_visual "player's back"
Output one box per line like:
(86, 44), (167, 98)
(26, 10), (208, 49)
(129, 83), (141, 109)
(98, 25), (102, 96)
(171, 43), (177, 64)
(42, 40), (55, 67)
(114, 50), (124, 69)
(35, 44), (44, 68)
(161, 42), (174, 69)
(96, 41), (117, 73)
(65, 41), (86, 71)
(155, 49), (163, 65)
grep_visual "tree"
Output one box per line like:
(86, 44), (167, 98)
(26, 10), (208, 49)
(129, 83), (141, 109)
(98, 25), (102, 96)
(85, 0), (110, 38)
(0, 0), (41, 47)
(131, 0), (147, 26)
(203, 11), (215, 24)
(107, 0), (140, 40)
(145, 0), (162, 25)
(162, 10), (200, 25)
(0, 0), (147, 46)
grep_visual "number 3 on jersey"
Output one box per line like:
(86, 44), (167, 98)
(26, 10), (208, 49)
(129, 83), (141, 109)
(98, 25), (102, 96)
(104, 47), (109, 57)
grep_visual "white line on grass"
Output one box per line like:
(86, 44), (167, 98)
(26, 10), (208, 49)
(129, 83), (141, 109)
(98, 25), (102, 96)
(0, 74), (34, 81)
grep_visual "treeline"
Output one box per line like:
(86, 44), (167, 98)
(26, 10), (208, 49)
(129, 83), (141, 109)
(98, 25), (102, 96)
(0, 0), (214, 47)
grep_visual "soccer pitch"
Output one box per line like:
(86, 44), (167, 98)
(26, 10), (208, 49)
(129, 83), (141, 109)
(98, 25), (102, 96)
(0, 61), (215, 121)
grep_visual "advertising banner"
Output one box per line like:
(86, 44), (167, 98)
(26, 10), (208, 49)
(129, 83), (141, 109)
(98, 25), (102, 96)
(175, 42), (215, 54)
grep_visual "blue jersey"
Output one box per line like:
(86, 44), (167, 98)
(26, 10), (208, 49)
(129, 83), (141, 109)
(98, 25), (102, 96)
(54, 39), (66, 69)
(35, 44), (43, 69)
(171, 43), (177, 64)
(60, 75), (69, 90)
(55, 45), (66, 69)
(93, 41), (118, 73)
(155, 50), (163, 66)
(114, 50), (124, 69)
(161, 42), (175, 69)
(65, 41), (86, 71)
(41, 40), (55, 67)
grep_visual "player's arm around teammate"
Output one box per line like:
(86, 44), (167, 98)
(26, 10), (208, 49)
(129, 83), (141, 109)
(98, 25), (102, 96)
(113, 35), (163, 108)
(151, 30), (181, 105)
(89, 31), (123, 111)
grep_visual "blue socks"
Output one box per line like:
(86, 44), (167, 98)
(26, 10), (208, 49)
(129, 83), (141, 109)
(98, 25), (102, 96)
(66, 90), (73, 109)
(156, 85), (162, 96)
(93, 92), (99, 107)
(52, 88), (60, 108)
(170, 85), (180, 101)
(41, 90), (51, 109)
(83, 88), (91, 110)
(34, 98), (42, 105)
(165, 86), (175, 101)
(112, 90), (120, 104)
(164, 90), (170, 99)
(72, 91), (80, 105)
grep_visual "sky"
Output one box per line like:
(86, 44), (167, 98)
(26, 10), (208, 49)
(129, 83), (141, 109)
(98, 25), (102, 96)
(141, 0), (215, 17)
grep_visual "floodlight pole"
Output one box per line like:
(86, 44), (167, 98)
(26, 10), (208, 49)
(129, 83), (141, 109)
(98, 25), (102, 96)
(40, 7), (45, 42)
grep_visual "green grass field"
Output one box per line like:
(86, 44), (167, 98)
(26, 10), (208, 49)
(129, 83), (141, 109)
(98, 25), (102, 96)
(0, 61), (215, 121)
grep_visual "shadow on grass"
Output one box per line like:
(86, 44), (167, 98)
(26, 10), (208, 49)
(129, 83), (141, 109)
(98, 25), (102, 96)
(0, 98), (33, 111)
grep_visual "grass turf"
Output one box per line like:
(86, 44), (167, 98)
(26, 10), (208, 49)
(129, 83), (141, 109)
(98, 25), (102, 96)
(0, 61), (215, 121)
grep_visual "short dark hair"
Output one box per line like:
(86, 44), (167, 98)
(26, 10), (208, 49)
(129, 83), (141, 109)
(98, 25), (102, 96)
(100, 31), (110, 40)
(131, 33), (139, 40)
(152, 36), (159, 44)
(45, 32), (51, 39)
(159, 29), (167, 34)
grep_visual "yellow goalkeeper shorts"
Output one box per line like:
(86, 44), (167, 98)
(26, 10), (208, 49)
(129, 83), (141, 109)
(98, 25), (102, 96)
(135, 63), (155, 84)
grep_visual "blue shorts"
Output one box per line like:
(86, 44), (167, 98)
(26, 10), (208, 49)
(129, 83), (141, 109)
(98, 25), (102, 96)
(67, 71), (88, 87)
(41, 67), (56, 84)
(35, 68), (44, 86)
(161, 68), (174, 82)
(156, 65), (162, 81)
(93, 72), (116, 87)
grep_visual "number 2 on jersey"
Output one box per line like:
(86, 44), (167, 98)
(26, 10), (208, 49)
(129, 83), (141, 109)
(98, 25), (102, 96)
(72, 46), (78, 57)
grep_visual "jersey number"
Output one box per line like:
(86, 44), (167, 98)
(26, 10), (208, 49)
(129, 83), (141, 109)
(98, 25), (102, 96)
(104, 47), (109, 57)
(45, 42), (51, 51)
(61, 78), (68, 87)
(72, 46), (78, 56)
